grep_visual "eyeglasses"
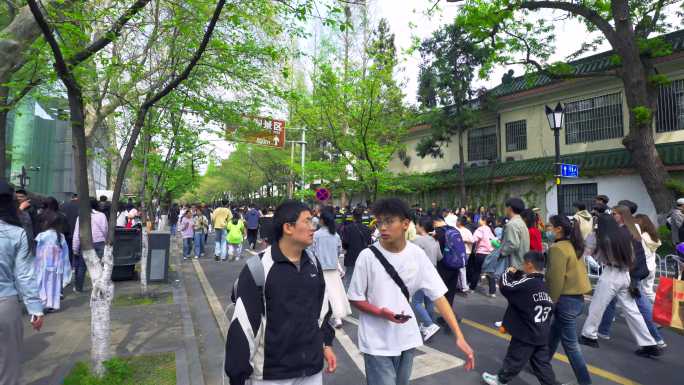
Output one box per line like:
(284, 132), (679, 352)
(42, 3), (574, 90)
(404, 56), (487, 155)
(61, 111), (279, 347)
(376, 217), (400, 228)
(287, 218), (316, 229)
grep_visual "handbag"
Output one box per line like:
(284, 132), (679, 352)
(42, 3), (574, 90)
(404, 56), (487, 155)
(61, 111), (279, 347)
(653, 277), (684, 331)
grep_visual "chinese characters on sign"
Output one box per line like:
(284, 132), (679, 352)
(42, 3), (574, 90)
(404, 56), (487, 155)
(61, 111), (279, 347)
(560, 163), (579, 178)
(226, 116), (286, 148)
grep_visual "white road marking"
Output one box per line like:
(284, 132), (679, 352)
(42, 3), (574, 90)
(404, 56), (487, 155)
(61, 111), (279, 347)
(192, 259), (229, 338)
(341, 317), (464, 379)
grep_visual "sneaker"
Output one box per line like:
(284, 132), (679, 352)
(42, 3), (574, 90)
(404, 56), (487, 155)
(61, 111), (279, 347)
(194, 255), (199, 259)
(494, 321), (503, 328)
(488, 293), (496, 298)
(635, 345), (662, 357)
(235, 256), (240, 261)
(482, 372), (503, 385)
(334, 318), (343, 329)
(597, 333), (611, 340)
(419, 325), (426, 336)
(214, 255), (220, 261)
(579, 335), (599, 348)
(422, 324), (440, 342)
(657, 340), (667, 348)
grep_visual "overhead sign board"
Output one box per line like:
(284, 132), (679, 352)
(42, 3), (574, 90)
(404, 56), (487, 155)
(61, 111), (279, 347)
(226, 116), (286, 148)
(560, 163), (579, 178)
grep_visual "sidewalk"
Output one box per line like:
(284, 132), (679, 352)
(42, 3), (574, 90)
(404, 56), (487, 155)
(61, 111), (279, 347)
(20, 247), (204, 385)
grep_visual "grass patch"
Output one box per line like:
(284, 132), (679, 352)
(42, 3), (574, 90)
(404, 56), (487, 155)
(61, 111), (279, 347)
(112, 292), (173, 307)
(63, 352), (176, 385)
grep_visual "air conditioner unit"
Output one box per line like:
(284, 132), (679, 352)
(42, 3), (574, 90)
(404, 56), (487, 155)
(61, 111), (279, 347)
(468, 160), (488, 168)
(505, 154), (523, 162)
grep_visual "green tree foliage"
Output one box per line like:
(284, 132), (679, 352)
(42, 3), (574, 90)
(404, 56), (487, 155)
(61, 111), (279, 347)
(290, 17), (409, 201)
(454, 0), (682, 215)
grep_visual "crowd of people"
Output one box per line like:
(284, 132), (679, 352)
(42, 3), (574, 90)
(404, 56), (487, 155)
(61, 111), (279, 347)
(221, 193), (684, 385)
(0, 184), (151, 384)
(2, 181), (683, 385)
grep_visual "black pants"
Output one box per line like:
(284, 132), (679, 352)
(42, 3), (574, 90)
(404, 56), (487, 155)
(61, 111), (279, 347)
(467, 253), (497, 294)
(437, 262), (463, 307)
(498, 338), (558, 385)
(247, 228), (258, 248)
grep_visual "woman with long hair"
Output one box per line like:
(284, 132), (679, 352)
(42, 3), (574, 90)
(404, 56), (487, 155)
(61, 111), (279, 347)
(596, 207), (666, 349)
(34, 210), (71, 311)
(310, 207), (350, 328)
(545, 215), (592, 385)
(522, 209), (543, 252)
(0, 182), (44, 385)
(468, 216), (497, 296)
(634, 214), (661, 302)
(580, 213), (661, 357)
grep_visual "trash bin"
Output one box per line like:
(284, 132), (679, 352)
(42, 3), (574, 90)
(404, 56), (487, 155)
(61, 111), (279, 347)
(147, 230), (171, 282)
(113, 227), (142, 280)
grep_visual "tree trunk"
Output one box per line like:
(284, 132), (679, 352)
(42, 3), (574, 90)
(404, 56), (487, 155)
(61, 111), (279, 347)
(458, 129), (466, 206)
(139, 133), (150, 295)
(611, 15), (674, 218)
(0, 84), (8, 180)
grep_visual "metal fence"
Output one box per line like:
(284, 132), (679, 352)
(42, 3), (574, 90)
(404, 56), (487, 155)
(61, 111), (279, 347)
(585, 253), (683, 288)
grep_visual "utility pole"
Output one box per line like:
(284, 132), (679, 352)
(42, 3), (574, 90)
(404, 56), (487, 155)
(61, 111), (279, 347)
(286, 127), (307, 202)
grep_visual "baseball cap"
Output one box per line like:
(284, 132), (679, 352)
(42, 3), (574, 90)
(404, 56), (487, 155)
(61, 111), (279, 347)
(677, 198), (684, 206)
(0, 180), (14, 196)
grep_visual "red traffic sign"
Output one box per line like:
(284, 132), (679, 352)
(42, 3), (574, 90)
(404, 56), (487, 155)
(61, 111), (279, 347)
(315, 188), (331, 201)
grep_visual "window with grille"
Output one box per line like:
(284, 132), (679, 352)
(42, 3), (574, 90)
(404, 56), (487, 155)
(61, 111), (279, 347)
(565, 93), (623, 144)
(656, 79), (684, 133)
(468, 126), (498, 161)
(505, 120), (527, 152)
(558, 183), (597, 217)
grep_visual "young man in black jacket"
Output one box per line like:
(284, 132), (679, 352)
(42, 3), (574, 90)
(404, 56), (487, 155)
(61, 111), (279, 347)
(225, 200), (336, 385)
(482, 251), (559, 385)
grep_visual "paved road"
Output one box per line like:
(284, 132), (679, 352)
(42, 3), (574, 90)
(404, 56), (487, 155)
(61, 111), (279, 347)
(183, 234), (683, 385)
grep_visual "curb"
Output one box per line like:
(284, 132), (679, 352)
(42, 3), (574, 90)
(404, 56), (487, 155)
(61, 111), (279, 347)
(171, 238), (206, 385)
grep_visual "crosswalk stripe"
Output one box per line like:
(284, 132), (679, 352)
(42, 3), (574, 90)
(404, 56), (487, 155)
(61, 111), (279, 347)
(340, 317), (464, 380)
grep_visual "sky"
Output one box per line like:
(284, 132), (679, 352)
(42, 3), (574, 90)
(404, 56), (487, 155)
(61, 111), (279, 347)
(206, 1), (681, 163)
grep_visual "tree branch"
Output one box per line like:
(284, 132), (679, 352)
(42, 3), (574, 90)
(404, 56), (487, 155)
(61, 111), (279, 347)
(519, 1), (617, 46)
(67, 0), (153, 65)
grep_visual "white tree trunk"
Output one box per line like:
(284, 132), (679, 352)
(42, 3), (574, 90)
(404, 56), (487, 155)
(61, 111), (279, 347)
(140, 226), (148, 295)
(83, 246), (115, 375)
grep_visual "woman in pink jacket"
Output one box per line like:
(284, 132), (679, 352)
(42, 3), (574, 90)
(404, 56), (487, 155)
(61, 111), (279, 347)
(467, 217), (497, 297)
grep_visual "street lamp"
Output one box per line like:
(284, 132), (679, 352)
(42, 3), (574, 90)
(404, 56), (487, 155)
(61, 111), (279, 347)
(545, 103), (565, 216)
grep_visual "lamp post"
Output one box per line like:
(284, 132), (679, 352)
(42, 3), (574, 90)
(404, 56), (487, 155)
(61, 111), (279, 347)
(545, 103), (565, 216)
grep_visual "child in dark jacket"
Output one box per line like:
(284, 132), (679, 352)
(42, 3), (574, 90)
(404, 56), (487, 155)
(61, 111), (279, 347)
(482, 251), (559, 385)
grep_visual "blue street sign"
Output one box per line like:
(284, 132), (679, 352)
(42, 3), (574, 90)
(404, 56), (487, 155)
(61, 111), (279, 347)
(560, 163), (579, 178)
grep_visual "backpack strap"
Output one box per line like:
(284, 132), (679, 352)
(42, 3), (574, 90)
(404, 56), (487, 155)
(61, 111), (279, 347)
(368, 245), (410, 302)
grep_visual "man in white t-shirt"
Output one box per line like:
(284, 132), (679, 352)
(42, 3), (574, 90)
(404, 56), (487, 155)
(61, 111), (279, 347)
(347, 198), (475, 385)
(456, 216), (474, 294)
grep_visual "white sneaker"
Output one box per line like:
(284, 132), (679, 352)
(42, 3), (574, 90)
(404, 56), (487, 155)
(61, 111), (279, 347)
(334, 318), (343, 328)
(235, 256), (240, 261)
(419, 325), (427, 336)
(657, 340), (667, 348)
(482, 372), (503, 385)
(422, 324), (440, 342)
(494, 321), (503, 328)
(597, 333), (611, 340)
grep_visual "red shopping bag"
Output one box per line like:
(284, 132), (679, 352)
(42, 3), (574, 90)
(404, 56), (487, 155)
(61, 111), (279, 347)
(654, 277), (684, 330)
(653, 278), (673, 327)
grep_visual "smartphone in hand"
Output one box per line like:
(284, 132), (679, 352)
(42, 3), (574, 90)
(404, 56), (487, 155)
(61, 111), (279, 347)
(394, 313), (412, 321)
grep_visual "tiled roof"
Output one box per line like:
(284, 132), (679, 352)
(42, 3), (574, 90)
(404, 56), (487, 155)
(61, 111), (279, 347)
(489, 29), (684, 98)
(390, 141), (684, 192)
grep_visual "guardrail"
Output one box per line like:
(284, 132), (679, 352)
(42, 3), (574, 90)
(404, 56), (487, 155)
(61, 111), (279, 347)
(584, 253), (683, 288)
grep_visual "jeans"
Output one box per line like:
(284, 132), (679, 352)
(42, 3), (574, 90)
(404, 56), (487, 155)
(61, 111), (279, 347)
(183, 237), (193, 258)
(170, 223), (177, 237)
(581, 266), (655, 347)
(193, 232), (204, 257)
(364, 349), (415, 385)
(247, 228), (258, 249)
(214, 228), (227, 259)
(548, 295), (592, 385)
(411, 289), (435, 327)
(598, 294), (664, 342)
(343, 265), (354, 291)
(411, 290), (435, 327)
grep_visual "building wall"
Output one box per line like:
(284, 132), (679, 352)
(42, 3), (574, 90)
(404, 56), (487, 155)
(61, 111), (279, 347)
(545, 174), (659, 223)
(390, 55), (684, 174)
